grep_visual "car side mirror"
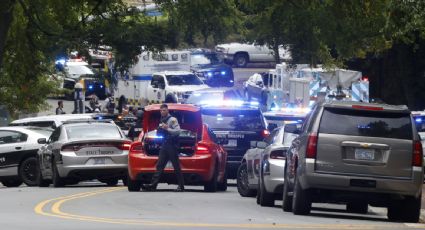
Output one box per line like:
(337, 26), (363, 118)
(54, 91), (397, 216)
(37, 138), (47, 144)
(267, 123), (278, 131)
(284, 123), (302, 134)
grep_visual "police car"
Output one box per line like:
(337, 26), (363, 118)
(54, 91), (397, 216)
(412, 111), (425, 171)
(199, 100), (271, 179)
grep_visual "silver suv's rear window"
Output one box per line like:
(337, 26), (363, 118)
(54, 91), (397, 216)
(319, 108), (413, 140)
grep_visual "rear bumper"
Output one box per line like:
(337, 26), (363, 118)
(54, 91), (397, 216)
(128, 154), (215, 182)
(301, 160), (423, 197)
(263, 158), (285, 193)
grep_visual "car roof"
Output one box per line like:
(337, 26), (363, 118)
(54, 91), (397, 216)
(144, 104), (200, 112)
(191, 87), (235, 93)
(0, 126), (53, 134)
(11, 114), (94, 124)
(322, 101), (410, 112)
(153, 71), (194, 75)
(412, 111), (425, 116)
(201, 105), (260, 111)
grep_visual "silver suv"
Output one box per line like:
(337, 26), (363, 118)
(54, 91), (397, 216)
(283, 101), (423, 223)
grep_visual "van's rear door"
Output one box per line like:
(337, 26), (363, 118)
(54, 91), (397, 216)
(315, 107), (413, 179)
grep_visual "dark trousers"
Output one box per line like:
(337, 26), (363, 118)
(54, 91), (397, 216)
(151, 142), (184, 188)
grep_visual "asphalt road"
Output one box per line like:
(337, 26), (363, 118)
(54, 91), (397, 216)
(1, 181), (422, 230)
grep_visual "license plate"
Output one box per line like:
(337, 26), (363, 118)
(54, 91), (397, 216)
(354, 148), (375, 160)
(93, 158), (106, 165)
(165, 161), (173, 169)
(224, 139), (237, 147)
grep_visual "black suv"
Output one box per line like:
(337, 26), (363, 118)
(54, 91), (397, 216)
(201, 104), (270, 178)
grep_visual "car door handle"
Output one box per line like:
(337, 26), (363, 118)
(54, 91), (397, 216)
(15, 147), (22, 150)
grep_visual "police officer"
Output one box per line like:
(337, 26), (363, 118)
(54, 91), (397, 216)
(128, 109), (143, 141)
(145, 104), (184, 192)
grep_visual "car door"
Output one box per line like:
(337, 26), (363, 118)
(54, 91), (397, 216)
(147, 75), (166, 103)
(0, 130), (28, 176)
(40, 128), (61, 178)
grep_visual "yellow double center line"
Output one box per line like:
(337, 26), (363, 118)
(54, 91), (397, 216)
(34, 187), (416, 229)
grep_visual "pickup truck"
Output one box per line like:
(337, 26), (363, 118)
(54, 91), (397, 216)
(215, 43), (290, 68)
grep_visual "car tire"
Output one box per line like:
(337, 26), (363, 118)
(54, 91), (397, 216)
(388, 195), (421, 223)
(204, 165), (218, 192)
(1, 178), (22, 187)
(258, 175), (275, 207)
(165, 94), (177, 103)
(234, 53), (249, 68)
(347, 202), (368, 214)
(217, 170), (228, 192)
(37, 165), (50, 187)
(282, 174), (293, 212)
(292, 174), (311, 215)
(236, 162), (256, 197)
(127, 177), (141, 192)
(99, 178), (119, 186)
(19, 157), (39, 187)
(52, 160), (65, 188)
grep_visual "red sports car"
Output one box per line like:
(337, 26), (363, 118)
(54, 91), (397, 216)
(127, 104), (228, 192)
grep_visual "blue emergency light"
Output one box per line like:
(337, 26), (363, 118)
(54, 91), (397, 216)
(220, 71), (226, 76)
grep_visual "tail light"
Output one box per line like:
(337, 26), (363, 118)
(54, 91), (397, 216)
(61, 144), (80, 151)
(270, 150), (286, 160)
(413, 140), (423, 167)
(196, 143), (210, 155)
(119, 141), (132, 151)
(306, 133), (318, 159)
(261, 130), (270, 138)
(129, 142), (144, 154)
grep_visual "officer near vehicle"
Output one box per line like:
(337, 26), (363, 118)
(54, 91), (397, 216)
(145, 104), (184, 192)
(73, 82), (84, 114)
(128, 109), (144, 141)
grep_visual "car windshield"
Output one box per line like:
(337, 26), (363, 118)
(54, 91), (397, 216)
(202, 109), (265, 131)
(166, 74), (204, 85)
(319, 108), (413, 140)
(191, 53), (221, 66)
(66, 124), (122, 139)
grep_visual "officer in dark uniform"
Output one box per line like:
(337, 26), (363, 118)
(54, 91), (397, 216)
(128, 109), (143, 141)
(145, 104), (184, 192)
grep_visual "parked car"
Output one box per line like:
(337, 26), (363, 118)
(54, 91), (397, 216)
(200, 101), (271, 179)
(0, 126), (53, 187)
(185, 87), (243, 105)
(38, 120), (130, 187)
(9, 114), (94, 129)
(283, 101), (423, 223)
(236, 122), (301, 201)
(127, 104), (228, 192)
(190, 49), (234, 87)
(411, 111), (425, 171)
(215, 43), (290, 68)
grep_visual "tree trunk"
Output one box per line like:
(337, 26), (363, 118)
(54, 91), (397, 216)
(0, 0), (15, 70)
(272, 42), (280, 64)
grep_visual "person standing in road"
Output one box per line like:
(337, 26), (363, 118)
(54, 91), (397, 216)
(56, 100), (66, 115)
(145, 104), (184, 192)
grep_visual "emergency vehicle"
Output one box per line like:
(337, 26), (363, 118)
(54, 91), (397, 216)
(113, 50), (209, 106)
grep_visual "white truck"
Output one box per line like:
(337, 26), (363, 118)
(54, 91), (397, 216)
(114, 50), (209, 105)
(215, 43), (291, 68)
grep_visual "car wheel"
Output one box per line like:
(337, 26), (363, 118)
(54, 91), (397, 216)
(19, 157), (39, 186)
(256, 180), (261, 205)
(388, 195), (421, 223)
(164, 94), (177, 103)
(52, 160), (65, 188)
(236, 162), (256, 197)
(292, 174), (311, 215)
(347, 202), (368, 214)
(204, 165), (218, 192)
(234, 53), (249, 68)
(99, 178), (119, 186)
(37, 164), (50, 187)
(282, 174), (293, 212)
(259, 175), (275, 207)
(1, 178), (22, 187)
(127, 177), (141, 192)
(217, 170), (228, 192)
